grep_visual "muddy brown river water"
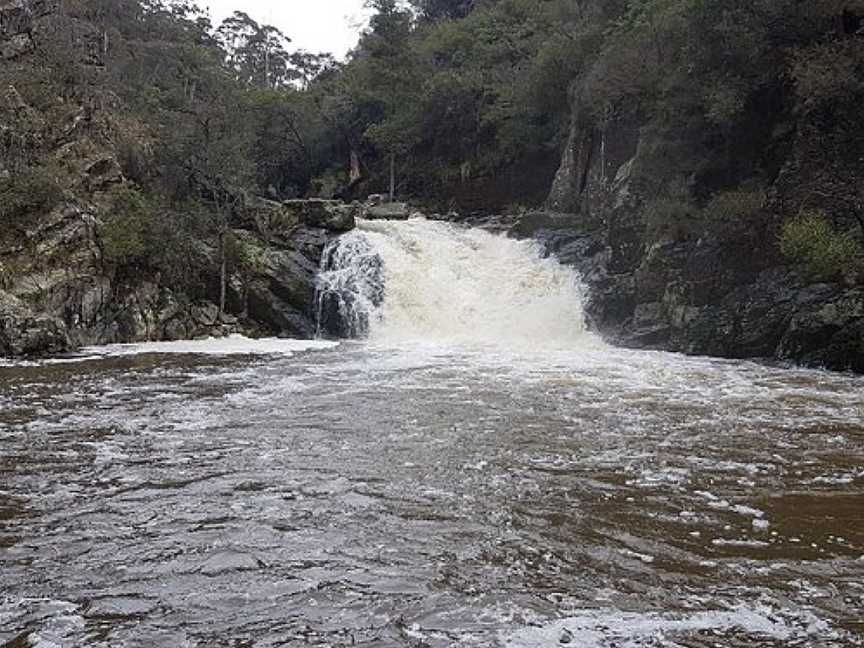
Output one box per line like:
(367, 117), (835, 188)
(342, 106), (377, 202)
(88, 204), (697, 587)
(1, 339), (863, 647)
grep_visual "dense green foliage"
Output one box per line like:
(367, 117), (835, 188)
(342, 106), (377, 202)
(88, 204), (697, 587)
(334, 0), (864, 216)
(98, 186), (207, 287)
(2, 0), (863, 284)
(781, 211), (863, 282)
(0, 165), (63, 233)
(99, 187), (165, 269)
(335, 0), (600, 198)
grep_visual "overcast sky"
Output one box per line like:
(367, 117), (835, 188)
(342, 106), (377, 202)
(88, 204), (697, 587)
(202, 0), (371, 58)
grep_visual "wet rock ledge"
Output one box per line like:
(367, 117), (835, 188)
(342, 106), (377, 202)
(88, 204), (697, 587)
(0, 198), (358, 359)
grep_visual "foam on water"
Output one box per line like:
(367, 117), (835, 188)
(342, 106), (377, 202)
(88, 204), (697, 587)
(504, 604), (832, 647)
(0, 335), (338, 367)
(83, 334), (338, 357)
(3, 220), (864, 646)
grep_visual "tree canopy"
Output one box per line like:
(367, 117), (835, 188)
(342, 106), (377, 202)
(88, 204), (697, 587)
(4, 0), (863, 238)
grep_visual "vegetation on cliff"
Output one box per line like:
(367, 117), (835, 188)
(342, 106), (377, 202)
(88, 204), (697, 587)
(1, 0), (863, 363)
(3, 0), (863, 267)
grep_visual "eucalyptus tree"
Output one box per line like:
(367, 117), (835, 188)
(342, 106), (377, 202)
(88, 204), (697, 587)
(217, 11), (295, 89)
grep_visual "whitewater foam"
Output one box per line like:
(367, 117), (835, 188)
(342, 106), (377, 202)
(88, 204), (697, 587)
(81, 335), (338, 358)
(316, 217), (597, 348)
(504, 604), (834, 647)
(0, 336), (338, 366)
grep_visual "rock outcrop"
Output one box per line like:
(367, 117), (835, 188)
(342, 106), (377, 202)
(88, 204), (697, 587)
(282, 199), (357, 232)
(364, 201), (411, 220)
(526, 100), (864, 372)
(0, 289), (70, 356)
(0, 2), (357, 358)
(0, 160), (348, 359)
(0, 193), (351, 357)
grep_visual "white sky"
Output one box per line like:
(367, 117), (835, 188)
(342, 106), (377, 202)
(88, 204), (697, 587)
(202, 0), (371, 58)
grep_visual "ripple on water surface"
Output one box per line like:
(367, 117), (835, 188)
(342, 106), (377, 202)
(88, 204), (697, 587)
(1, 341), (863, 646)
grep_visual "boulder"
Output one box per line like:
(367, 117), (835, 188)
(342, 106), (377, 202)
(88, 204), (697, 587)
(777, 288), (864, 372)
(364, 202), (410, 220)
(84, 155), (123, 190)
(0, 290), (71, 357)
(283, 199), (357, 232)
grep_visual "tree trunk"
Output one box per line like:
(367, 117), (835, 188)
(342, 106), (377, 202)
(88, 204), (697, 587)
(219, 230), (227, 318)
(389, 153), (396, 202)
(350, 150), (362, 185)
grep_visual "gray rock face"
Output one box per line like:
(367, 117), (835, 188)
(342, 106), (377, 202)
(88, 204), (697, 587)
(0, 0), (60, 40)
(777, 289), (864, 372)
(546, 110), (639, 228)
(0, 186), (349, 357)
(0, 290), (70, 357)
(1, 0), (101, 67)
(535, 110), (864, 372)
(1, 217), (341, 357)
(240, 236), (325, 338)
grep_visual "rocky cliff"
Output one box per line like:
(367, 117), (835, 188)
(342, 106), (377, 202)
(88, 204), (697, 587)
(0, 176), (355, 357)
(524, 83), (864, 372)
(0, 0), (361, 357)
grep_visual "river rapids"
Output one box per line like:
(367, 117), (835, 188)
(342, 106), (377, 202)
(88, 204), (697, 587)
(1, 218), (863, 647)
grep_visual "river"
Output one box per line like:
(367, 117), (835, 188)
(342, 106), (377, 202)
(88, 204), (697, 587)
(1, 218), (863, 647)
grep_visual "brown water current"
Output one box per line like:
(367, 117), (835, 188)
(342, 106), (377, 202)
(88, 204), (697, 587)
(1, 341), (863, 647)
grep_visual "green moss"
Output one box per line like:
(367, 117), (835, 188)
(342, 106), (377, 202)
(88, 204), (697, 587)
(226, 234), (269, 276)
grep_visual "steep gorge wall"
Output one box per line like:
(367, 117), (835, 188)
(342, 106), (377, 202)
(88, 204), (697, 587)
(529, 88), (864, 372)
(0, 2), (352, 357)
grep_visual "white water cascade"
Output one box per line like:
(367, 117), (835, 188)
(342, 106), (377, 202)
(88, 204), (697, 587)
(316, 217), (594, 347)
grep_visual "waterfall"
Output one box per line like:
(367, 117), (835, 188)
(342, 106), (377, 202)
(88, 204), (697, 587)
(315, 217), (592, 346)
(315, 231), (385, 338)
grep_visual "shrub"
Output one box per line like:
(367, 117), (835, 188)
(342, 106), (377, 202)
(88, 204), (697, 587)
(226, 233), (269, 277)
(702, 188), (766, 221)
(780, 210), (864, 282)
(642, 179), (698, 240)
(791, 41), (864, 114)
(99, 188), (210, 292)
(0, 165), (63, 227)
(643, 197), (696, 240)
(99, 186), (159, 268)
